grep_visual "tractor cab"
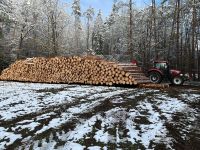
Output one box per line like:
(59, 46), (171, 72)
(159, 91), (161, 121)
(154, 61), (168, 70)
(153, 61), (170, 76)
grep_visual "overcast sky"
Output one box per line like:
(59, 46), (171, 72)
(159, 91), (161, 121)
(64, 0), (155, 17)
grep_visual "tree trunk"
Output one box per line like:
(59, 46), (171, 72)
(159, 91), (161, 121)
(152, 0), (158, 59)
(128, 0), (134, 60)
(191, 0), (197, 80)
(176, 0), (180, 69)
(198, 53), (200, 80)
(168, 2), (177, 64)
(197, 11), (200, 80)
(51, 12), (58, 56)
(86, 18), (90, 50)
(18, 25), (25, 59)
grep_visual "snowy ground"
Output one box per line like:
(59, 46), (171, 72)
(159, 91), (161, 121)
(0, 81), (199, 150)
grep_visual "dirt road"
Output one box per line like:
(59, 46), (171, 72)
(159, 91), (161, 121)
(0, 81), (199, 149)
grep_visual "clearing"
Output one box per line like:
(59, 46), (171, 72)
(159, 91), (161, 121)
(0, 81), (199, 149)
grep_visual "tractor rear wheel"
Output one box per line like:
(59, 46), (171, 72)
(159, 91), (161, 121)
(172, 76), (184, 85)
(149, 72), (162, 84)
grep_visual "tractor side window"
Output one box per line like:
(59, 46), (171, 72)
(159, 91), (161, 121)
(155, 63), (167, 70)
(155, 63), (160, 69)
(161, 63), (167, 69)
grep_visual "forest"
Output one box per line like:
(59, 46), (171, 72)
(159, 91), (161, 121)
(0, 0), (200, 80)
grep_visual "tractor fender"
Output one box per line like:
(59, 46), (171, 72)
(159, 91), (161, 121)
(148, 69), (164, 77)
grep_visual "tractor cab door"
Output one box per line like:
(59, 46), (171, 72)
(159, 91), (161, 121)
(154, 62), (170, 78)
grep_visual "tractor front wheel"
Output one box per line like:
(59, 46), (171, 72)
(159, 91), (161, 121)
(172, 76), (184, 85)
(149, 72), (162, 84)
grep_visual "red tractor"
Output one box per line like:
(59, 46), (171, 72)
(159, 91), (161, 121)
(148, 61), (189, 85)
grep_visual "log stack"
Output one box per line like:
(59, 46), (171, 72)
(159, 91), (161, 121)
(117, 63), (150, 84)
(0, 56), (138, 86)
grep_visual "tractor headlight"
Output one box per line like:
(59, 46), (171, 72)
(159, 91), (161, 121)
(180, 74), (183, 76)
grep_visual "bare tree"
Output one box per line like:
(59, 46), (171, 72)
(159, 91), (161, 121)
(176, 0), (180, 68)
(128, 0), (133, 59)
(191, 0), (197, 79)
(152, 0), (158, 59)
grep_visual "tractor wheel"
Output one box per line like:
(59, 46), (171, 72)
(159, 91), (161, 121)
(172, 76), (184, 85)
(149, 72), (162, 84)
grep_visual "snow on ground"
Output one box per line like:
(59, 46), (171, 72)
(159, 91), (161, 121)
(0, 127), (22, 149)
(0, 81), (116, 120)
(0, 81), (199, 149)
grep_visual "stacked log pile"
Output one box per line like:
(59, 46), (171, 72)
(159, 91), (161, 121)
(116, 64), (170, 88)
(0, 56), (137, 86)
(117, 63), (150, 84)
